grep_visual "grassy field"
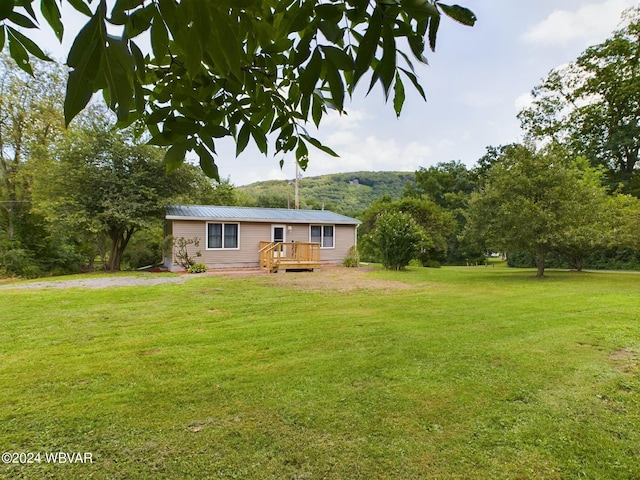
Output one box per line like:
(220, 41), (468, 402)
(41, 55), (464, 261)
(1, 266), (639, 479)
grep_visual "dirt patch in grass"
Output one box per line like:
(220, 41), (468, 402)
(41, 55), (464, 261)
(0, 266), (415, 292)
(270, 266), (414, 292)
(609, 348), (639, 376)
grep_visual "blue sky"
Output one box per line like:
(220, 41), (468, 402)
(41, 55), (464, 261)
(222, 0), (637, 185)
(33, 0), (637, 186)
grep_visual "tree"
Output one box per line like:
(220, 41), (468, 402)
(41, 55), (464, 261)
(1, 0), (475, 178)
(0, 55), (65, 241)
(360, 196), (455, 265)
(366, 210), (431, 270)
(414, 160), (477, 210)
(464, 145), (615, 278)
(0, 55), (71, 277)
(413, 160), (483, 263)
(32, 112), (203, 271)
(552, 160), (629, 271)
(518, 7), (640, 193)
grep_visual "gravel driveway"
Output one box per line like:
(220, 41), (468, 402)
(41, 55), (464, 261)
(0, 274), (191, 290)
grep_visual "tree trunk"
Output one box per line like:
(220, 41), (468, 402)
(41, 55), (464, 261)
(571, 256), (584, 272)
(106, 233), (122, 272)
(106, 226), (136, 271)
(535, 248), (546, 278)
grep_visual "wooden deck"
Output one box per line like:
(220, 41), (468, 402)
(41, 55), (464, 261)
(259, 241), (321, 273)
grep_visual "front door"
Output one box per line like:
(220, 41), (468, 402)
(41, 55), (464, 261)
(272, 225), (285, 243)
(272, 225), (285, 257)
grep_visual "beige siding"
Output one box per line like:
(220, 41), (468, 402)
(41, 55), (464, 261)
(168, 220), (357, 270)
(163, 220), (174, 268)
(315, 224), (357, 263)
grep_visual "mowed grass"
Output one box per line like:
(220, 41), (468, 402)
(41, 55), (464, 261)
(1, 267), (640, 479)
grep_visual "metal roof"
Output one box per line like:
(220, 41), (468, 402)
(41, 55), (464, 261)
(165, 205), (361, 225)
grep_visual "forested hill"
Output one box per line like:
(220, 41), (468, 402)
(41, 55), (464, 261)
(238, 171), (415, 217)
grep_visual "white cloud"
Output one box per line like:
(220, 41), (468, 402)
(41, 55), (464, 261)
(521, 0), (635, 46)
(302, 136), (434, 178)
(325, 130), (359, 146)
(319, 108), (373, 130)
(514, 92), (534, 112)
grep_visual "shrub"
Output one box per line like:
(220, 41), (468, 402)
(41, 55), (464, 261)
(368, 211), (431, 271)
(173, 236), (202, 270)
(343, 245), (360, 268)
(187, 263), (208, 274)
(0, 241), (42, 278)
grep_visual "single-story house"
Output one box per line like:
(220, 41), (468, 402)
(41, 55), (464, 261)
(164, 205), (361, 272)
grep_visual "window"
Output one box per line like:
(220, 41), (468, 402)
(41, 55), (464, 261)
(207, 223), (239, 249)
(310, 225), (334, 248)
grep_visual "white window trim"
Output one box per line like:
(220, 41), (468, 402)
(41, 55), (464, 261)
(271, 224), (286, 243)
(309, 224), (335, 249)
(206, 222), (241, 250)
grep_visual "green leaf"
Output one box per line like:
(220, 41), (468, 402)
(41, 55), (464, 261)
(150, 8), (169, 60)
(7, 29), (32, 75)
(129, 40), (145, 80)
(236, 122), (251, 156)
(428, 12), (440, 51)
(8, 11), (38, 28)
(20, 1), (37, 21)
(374, 19), (396, 98)
(65, 8), (103, 125)
(353, 5), (382, 89)
(125, 4), (154, 38)
(164, 142), (187, 172)
(311, 93), (324, 128)
(203, 124), (231, 139)
(295, 138), (309, 170)
(168, 117), (199, 135)
(400, 0), (438, 21)
(262, 37), (294, 55)
(41, 0), (63, 41)
(196, 143), (219, 180)
(292, 31), (313, 67)
(399, 67), (426, 100)
(393, 72), (405, 117)
(325, 62), (345, 111)
(67, 4), (102, 67)
(251, 125), (268, 155)
(315, 4), (341, 22)
(0, 27), (5, 51)
(299, 48), (322, 96)
(0, 0), (14, 21)
(148, 130), (183, 146)
(209, 8), (242, 78)
(133, 79), (145, 114)
(408, 34), (427, 63)
(102, 36), (135, 121)
(302, 134), (339, 157)
(322, 46), (354, 71)
(66, 0), (93, 16)
(288, 0), (315, 32)
(318, 19), (343, 43)
(437, 3), (476, 26)
(7, 26), (52, 61)
(146, 106), (171, 124)
(113, 0), (146, 13)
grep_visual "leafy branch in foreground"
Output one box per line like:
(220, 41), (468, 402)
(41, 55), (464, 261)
(1, 0), (476, 179)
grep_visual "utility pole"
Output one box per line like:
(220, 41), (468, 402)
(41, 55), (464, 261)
(294, 162), (301, 210)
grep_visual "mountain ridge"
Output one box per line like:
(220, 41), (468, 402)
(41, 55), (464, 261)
(238, 171), (415, 217)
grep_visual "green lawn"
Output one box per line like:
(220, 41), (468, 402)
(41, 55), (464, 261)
(1, 267), (639, 479)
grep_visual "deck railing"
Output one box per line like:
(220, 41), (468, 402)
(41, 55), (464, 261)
(259, 241), (321, 272)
